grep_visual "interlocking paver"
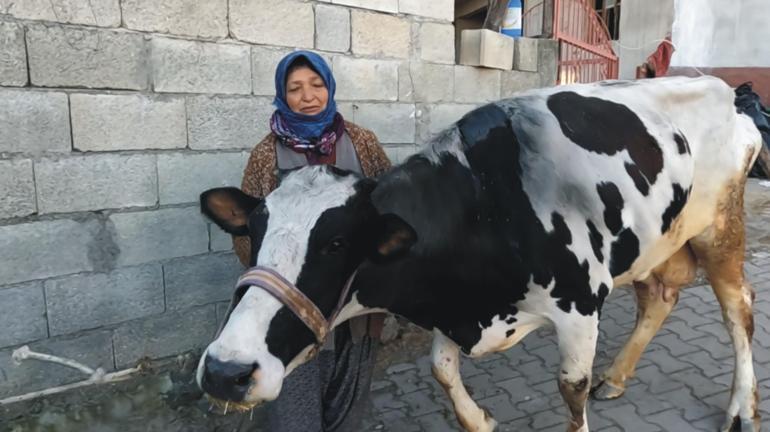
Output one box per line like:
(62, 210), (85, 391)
(633, 364), (686, 394)
(460, 358), (487, 377)
(466, 373), (506, 399)
(648, 408), (703, 431)
(681, 351), (734, 379)
(585, 408), (617, 430)
(416, 411), (461, 432)
(530, 408), (566, 429)
(691, 413), (727, 431)
(483, 357), (524, 382)
(379, 409), (423, 432)
(686, 334), (734, 360)
(647, 333), (699, 356)
(661, 387), (721, 422)
(479, 393), (526, 423)
(402, 389), (444, 417)
(594, 404), (660, 432)
(391, 369), (430, 395)
(671, 306), (714, 327)
(640, 346), (693, 374)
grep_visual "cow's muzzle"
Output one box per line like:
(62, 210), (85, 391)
(200, 355), (259, 404)
(201, 266), (357, 411)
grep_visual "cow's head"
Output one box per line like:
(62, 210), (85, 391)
(196, 166), (415, 409)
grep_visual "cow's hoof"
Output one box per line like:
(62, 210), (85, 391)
(459, 408), (497, 432)
(480, 408), (498, 432)
(721, 415), (760, 432)
(590, 379), (625, 400)
(567, 418), (589, 432)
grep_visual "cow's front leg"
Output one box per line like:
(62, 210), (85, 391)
(555, 312), (599, 432)
(431, 329), (497, 432)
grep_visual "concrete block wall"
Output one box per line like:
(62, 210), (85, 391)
(0, 0), (556, 398)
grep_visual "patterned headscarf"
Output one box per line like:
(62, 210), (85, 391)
(270, 51), (344, 156)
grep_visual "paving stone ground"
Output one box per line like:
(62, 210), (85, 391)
(361, 179), (770, 431)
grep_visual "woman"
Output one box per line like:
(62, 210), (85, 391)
(233, 51), (391, 431)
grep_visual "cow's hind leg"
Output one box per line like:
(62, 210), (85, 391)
(555, 312), (600, 432)
(592, 279), (677, 400)
(593, 245), (695, 400)
(431, 330), (496, 432)
(690, 182), (759, 432)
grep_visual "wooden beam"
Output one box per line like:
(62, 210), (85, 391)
(483, 0), (510, 30)
(456, 0), (488, 19)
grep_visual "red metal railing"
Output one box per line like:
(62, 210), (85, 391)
(553, 0), (619, 83)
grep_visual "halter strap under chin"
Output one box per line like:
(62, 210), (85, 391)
(232, 266), (359, 347)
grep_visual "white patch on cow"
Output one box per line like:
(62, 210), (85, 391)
(469, 310), (547, 357)
(422, 127), (470, 168)
(332, 292), (388, 328)
(551, 307), (598, 377)
(258, 166), (359, 283)
(518, 277), (558, 315)
(284, 344), (315, 376)
(469, 277), (554, 357)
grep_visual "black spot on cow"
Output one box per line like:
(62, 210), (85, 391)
(587, 220), (604, 263)
(536, 212), (600, 316)
(596, 182), (624, 235)
(674, 132), (691, 155)
(610, 228), (640, 277)
(661, 183), (689, 233)
(506, 329), (516, 338)
(624, 163), (650, 196)
(505, 315), (517, 324)
(594, 283), (610, 318)
(551, 212), (572, 245)
(547, 92), (664, 193)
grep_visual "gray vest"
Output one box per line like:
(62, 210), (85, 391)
(275, 132), (363, 174)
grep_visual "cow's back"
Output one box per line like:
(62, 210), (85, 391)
(451, 76), (762, 288)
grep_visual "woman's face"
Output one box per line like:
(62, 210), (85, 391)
(285, 67), (329, 116)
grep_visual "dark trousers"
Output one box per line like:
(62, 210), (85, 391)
(266, 323), (378, 432)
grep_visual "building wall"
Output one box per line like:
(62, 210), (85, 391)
(0, 0), (555, 398)
(617, 0), (770, 78)
(671, 0), (770, 67)
(615, 0), (675, 79)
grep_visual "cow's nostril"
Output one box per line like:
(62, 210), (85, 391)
(202, 356), (260, 401)
(234, 363), (258, 386)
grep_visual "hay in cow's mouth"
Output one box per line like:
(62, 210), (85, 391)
(205, 394), (260, 414)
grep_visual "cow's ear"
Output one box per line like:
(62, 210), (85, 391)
(370, 213), (417, 262)
(200, 187), (262, 236)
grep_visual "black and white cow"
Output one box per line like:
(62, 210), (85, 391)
(198, 76), (763, 431)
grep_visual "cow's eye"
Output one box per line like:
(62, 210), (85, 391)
(324, 237), (347, 255)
